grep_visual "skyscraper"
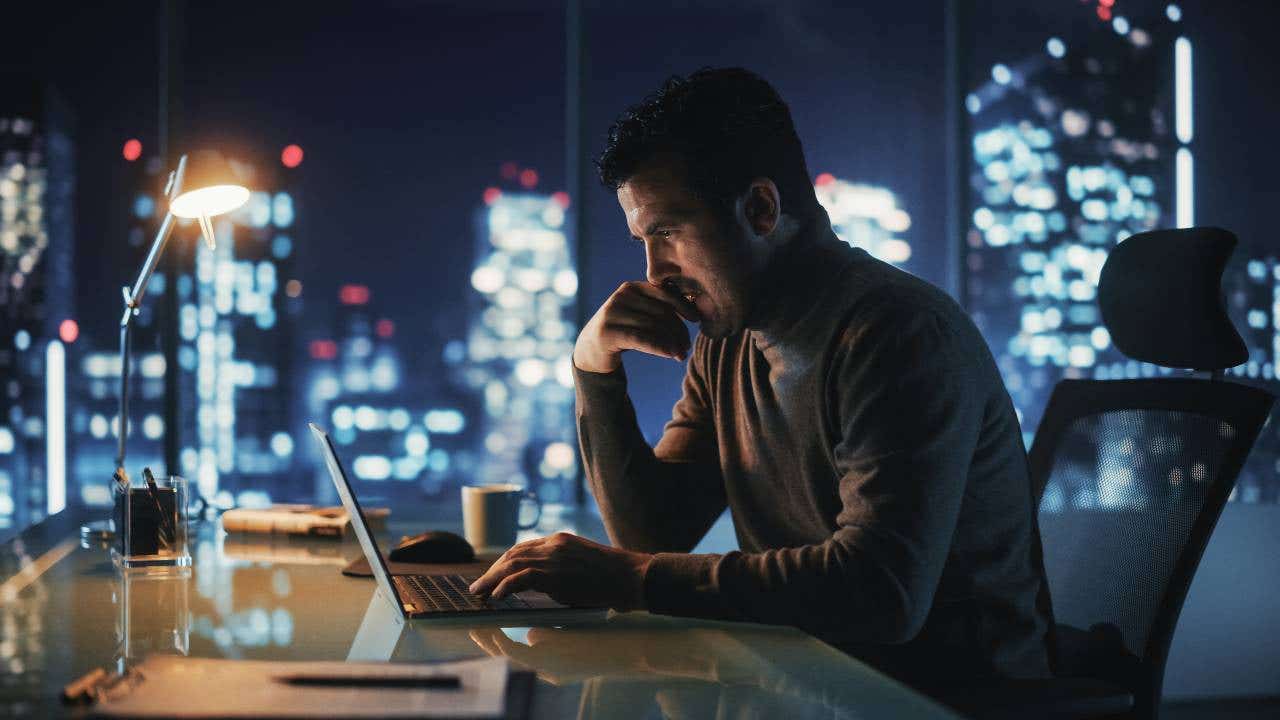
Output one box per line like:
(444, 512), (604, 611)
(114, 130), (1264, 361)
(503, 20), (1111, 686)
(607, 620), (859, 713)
(178, 167), (302, 508)
(1223, 253), (1280, 503)
(0, 80), (74, 534)
(963, 3), (1184, 441)
(814, 173), (913, 268)
(464, 185), (578, 507)
(304, 285), (478, 505)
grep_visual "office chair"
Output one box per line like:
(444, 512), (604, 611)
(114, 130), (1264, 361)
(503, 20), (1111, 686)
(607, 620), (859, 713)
(943, 227), (1275, 720)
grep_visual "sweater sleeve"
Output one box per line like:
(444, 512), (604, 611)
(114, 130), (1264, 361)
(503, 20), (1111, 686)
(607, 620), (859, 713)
(575, 337), (727, 554)
(642, 306), (984, 644)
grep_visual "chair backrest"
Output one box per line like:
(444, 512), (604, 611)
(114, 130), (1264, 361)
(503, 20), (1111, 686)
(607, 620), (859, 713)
(1028, 227), (1275, 717)
(1030, 380), (1271, 660)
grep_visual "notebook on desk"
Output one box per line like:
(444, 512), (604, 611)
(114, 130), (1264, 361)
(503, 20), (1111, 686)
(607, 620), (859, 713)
(310, 423), (604, 621)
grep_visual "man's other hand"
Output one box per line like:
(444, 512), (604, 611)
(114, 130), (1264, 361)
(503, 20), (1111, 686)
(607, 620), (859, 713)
(468, 532), (653, 610)
(573, 281), (693, 374)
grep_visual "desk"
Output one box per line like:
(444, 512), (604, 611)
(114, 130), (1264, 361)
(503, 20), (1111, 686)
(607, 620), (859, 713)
(1, 504), (961, 719)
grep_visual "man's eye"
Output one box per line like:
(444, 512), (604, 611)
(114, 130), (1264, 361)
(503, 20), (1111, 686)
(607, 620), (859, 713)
(655, 230), (672, 239)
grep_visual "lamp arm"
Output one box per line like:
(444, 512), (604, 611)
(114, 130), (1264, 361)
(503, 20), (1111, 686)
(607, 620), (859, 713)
(116, 210), (179, 473)
(123, 211), (177, 317)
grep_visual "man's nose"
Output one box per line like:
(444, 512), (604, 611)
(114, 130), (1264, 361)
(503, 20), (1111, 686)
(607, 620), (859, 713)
(645, 243), (679, 286)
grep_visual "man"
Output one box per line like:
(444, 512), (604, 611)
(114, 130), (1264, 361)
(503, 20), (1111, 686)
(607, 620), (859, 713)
(471, 67), (1052, 687)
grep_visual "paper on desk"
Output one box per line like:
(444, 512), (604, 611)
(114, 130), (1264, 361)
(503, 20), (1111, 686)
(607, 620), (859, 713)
(91, 655), (509, 719)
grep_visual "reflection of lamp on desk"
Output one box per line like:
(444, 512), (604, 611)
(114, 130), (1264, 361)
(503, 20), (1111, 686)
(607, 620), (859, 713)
(115, 151), (249, 484)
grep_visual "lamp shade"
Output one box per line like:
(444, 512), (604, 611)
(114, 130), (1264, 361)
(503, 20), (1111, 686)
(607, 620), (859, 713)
(168, 150), (250, 219)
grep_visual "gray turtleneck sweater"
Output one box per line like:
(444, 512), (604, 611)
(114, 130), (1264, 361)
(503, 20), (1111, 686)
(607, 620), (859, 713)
(574, 218), (1052, 686)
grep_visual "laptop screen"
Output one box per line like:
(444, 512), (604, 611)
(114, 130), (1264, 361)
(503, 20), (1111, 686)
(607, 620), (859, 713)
(309, 423), (405, 613)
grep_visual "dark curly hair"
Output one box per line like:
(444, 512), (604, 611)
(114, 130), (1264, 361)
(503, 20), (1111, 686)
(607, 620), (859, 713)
(596, 67), (822, 226)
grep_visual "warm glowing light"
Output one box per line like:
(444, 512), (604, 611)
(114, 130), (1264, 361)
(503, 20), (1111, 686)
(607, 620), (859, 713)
(483, 187), (502, 205)
(281, 144), (304, 168)
(339, 284), (370, 305)
(170, 184), (251, 219)
(551, 191), (571, 209)
(544, 442), (575, 470)
(122, 139), (143, 162)
(58, 319), (79, 343)
(472, 265), (504, 293)
(309, 339), (338, 360)
(375, 319), (395, 338)
(519, 168), (538, 188)
(815, 172), (835, 187)
(285, 279), (302, 297)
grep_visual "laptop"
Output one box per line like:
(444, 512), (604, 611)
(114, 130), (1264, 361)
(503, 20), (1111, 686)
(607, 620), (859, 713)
(311, 423), (595, 619)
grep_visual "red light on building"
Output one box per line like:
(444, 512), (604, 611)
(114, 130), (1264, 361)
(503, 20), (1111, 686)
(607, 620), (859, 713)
(551, 191), (570, 209)
(1098, 0), (1115, 6)
(58, 319), (79, 343)
(1096, 4), (1111, 20)
(309, 340), (338, 360)
(500, 162), (518, 180)
(519, 168), (538, 189)
(815, 172), (835, 187)
(375, 319), (395, 338)
(281, 144), (304, 168)
(339, 284), (370, 305)
(122, 139), (142, 162)
(483, 187), (502, 205)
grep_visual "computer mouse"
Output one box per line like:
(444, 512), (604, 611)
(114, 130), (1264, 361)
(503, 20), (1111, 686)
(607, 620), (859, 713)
(389, 530), (476, 563)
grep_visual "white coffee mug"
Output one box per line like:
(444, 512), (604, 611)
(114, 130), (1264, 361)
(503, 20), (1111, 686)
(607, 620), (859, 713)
(461, 484), (541, 552)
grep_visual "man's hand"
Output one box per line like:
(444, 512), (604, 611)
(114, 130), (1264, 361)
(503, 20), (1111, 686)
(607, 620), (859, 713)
(468, 532), (653, 610)
(573, 281), (693, 374)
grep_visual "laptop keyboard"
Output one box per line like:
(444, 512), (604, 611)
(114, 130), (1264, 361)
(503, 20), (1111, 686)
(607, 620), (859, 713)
(397, 573), (532, 612)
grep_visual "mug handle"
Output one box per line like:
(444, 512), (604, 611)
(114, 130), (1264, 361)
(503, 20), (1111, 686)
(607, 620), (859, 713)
(517, 490), (542, 530)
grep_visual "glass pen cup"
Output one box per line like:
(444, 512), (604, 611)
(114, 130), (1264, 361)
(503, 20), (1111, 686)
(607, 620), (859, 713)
(112, 475), (191, 569)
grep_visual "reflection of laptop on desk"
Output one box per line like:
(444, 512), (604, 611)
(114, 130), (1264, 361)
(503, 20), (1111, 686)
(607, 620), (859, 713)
(311, 423), (598, 620)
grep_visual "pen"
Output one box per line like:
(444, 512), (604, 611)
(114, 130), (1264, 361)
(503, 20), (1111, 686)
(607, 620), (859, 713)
(274, 674), (461, 689)
(143, 467), (175, 548)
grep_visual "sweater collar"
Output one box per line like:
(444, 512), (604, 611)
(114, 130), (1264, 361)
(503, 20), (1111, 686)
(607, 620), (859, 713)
(744, 208), (861, 350)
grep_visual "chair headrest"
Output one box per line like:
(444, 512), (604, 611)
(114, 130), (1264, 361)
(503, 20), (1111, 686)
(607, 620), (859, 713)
(1097, 227), (1247, 371)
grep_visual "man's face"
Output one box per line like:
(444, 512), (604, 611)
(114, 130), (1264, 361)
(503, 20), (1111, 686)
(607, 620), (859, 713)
(616, 159), (760, 338)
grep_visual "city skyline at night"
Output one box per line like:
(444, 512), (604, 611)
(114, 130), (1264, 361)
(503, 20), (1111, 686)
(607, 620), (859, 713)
(0, 81), (74, 532)
(962, 2), (1279, 504)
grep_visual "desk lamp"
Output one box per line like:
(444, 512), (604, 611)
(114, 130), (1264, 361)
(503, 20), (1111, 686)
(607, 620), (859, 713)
(115, 150), (249, 484)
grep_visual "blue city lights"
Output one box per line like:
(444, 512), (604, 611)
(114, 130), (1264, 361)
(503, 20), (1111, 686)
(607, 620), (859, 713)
(133, 193), (155, 219)
(272, 192), (294, 228)
(464, 191), (577, 498)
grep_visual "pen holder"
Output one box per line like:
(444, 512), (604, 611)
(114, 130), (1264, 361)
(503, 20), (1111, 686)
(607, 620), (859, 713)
(112, 476), (191, 569)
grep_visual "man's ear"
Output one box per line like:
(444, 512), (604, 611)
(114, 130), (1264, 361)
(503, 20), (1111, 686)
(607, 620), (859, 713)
(742, 178), (781, 237)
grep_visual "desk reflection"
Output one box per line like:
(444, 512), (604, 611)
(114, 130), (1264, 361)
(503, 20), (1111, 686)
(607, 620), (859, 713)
(114, 568), (190, 671)
(0, 511), (957, 719)
(463, 616), (866, 720)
